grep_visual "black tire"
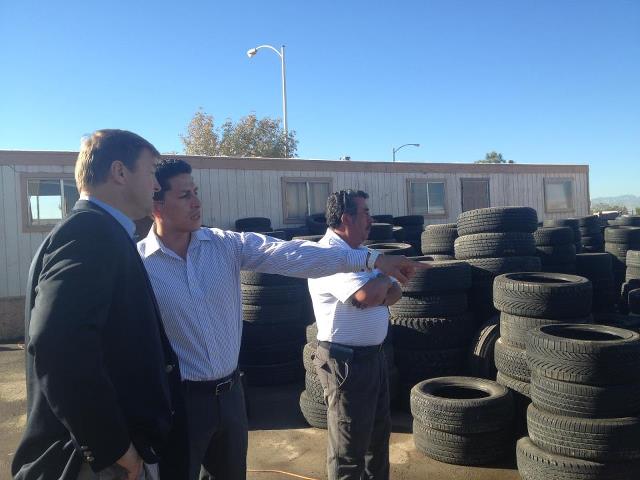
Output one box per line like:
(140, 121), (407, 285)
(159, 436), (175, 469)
(628, 250), (640, 267)
(605, 226), (640, 244)
(592, 312), (640, 333)
(454, 232), (536, 260)
(367, 242), (414, 256)
(581, 233), (604, 246)
(299, 391), (327, 429)
(242, 322), (306, 345)
(241, 284), (306, 305)
(500, 312), (592, 349)
(526, 323), (640, 385)
(494, 337), (530, 382)
(390, 312), (474, 349)
(457, 207), (538, 236)
(410, 376), (514, 433)
(240, 271), (305, 286)
(257, 230), (287, 240)
(627, 266), (640, 281)
(516, 436), (640, 480)
(496, 371), (530, 398)
(543, 218), (581, 242)
(389, 293), (468, 318)
(467, 316), (500, 379)
(292, 234), (323, 242)
(534, 227), (574, 246)
(240, 358), (304, 386)
(631, 288), (640, 314)
(412, 254), (455, 261)
(372, 214), (394, 223)
(616, 215), (640, 227)
(394, 348), (466, 385)
(239, 338), (305, 364)
(527, 403), (640, 462)
(400, 260), (471, 294)
(242, 303), (306, 324)
(421, 225), (458, 253)
(305, 214), (327, 235)
(392, 225), (406, 242)
(368, 223), (394, 241)
(535, 244), (576, 264)
(466, 256), (541, 281)
(393, 215), (425, 227)
(235, 217), (271, 231)
(575, 252), (613, 276)
(493, 272), (592, 319)
(413, 420), (512, 466)
(540, 263), (577, 274)
(530, 372), (640, 418)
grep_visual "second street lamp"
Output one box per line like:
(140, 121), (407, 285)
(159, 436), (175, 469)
(247, 44), (289, 157)
(392, 143), (420, 162)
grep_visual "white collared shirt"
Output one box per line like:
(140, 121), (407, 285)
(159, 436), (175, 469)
(308, 229), (390, 347)
(137, 227), (369, 381)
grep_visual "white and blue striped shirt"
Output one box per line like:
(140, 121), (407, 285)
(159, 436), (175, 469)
(137, 227), (369, 381)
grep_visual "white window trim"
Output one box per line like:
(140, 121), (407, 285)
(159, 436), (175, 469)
(406, 178), (448, 217)
(544, 177), (575, 213)
(281, 177), (333, 224)
(21, 173), (77, 233)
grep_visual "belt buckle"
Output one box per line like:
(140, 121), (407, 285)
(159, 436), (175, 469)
(215, 378), (233, 395)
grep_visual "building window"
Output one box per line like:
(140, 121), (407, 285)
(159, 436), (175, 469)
(282, 177), (332, 223)
(544, 178), (575, 212)
(408, 179), (447, 216)
(22, 175), (79, 232)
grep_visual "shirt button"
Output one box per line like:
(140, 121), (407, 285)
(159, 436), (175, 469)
(165, 364), (174, 373)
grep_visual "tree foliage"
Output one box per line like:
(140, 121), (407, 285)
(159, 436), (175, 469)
(180, 109), (298, 158)
(591, 203), (629, 214)
(475, 151), (515, 164)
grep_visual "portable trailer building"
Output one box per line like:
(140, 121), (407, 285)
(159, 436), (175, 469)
(0, 150), (589, 339)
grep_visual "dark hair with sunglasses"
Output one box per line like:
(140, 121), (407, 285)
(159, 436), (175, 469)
(325, 189), (369, 228)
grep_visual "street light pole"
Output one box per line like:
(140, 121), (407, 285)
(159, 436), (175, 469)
(247, 44), (289, 157)
(392, 143), (420, 162)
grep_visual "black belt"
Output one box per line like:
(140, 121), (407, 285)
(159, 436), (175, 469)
(318, 341), (384, 361)
(183, 369), (239, 395)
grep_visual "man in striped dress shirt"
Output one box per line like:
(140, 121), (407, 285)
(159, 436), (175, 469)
(309, 190), (402, 480)
(137, 159), (420, 480)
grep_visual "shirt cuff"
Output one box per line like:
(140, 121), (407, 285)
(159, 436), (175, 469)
(345, 249), (369, 272)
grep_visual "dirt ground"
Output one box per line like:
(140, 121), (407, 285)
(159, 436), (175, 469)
(0, 344), (521, 479)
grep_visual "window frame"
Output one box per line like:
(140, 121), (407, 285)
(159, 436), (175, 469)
(406, 178), (448, 217)
(21, 173), (78, 233)
(543, 177), (575, 213)
(281, 177), (333, 224)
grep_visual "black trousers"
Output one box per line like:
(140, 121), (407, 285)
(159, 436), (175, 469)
(183, 378), (248, 480)
(314, 343), (391, 480)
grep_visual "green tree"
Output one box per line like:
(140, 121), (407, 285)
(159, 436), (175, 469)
(591, 203), (629, 214)
(475, 151), (515, 164)
(180, 109), (297, 158)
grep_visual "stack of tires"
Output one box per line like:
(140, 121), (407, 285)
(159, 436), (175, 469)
(621, 250), (640, 313)
(367, 242), (414, 256)
(492, 272), (593, 432)
(299, 324), (398, 429)
(630, 289), (640, 316)
(605, 226), (640, 301)
(365, 222), (395, 245)
(235, 216), (272, 232)
(576, 253), (617, 313)
(533, 226), (576, 274)
(517, 323), (640, 480)
(305, 214), (327, 235)
(612, 215), (640, 227)
(578, 215), (605, 253)
(239, 272), (310, 386)
(393, 215), (424, 255)
(420, 223), (457, 259)
(454, 207), (540, 322)
(410, 377), (514, 465)
(389, 260), (474, 405)
(543, 218), (582, 253)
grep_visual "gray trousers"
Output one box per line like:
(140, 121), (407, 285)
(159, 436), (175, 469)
(314, 343), (391, 480)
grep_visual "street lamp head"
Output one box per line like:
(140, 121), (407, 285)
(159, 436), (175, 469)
(246, 48), (258, 58)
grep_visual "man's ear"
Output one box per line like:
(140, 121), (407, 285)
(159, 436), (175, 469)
(109, 160), (127, 185)
(340, 212), (352, 227)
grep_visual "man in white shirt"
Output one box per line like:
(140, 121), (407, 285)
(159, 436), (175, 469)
(309, 190), (403, 480)
(137, 160), (421, 480)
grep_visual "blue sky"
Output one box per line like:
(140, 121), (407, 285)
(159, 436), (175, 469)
(0, 0), (638, 198)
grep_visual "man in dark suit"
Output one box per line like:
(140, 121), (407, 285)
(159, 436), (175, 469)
(12, 130), (188, 480)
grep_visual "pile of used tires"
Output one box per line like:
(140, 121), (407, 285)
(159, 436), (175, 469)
(518, 323), (640, 479)
(543, 218), (583, 253)
(410, 377), (514, 465)
(393, 215), (424, 255)
(533, 226), (576, 274)
(235, 216), (304, 239)
(389, 260), (474, 405)
(577, 214), (605, 253)
(605, 226), (640, 301)
(455, 207), (541, 322)
(239, 271), (310, 386)
(493, 272), (593, 432)
(621, 250), (640, 313)
(420, 223), (457, 259)
(576, 253), (616, 313)
(610, 214), (640, 227)
(372, 215), (406, 242)
(299, 324), (397, 429)
(365, 222), (396, 244)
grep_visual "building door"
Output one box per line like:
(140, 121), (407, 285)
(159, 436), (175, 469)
(461, 178), (490, 212)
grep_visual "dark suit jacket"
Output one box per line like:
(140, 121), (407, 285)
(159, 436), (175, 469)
(12, 200), (188, 479)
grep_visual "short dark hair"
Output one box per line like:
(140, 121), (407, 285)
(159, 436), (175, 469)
(326, 189), (369, 228)
(75, 129), (160, 191)
(153, 159), (192, 201)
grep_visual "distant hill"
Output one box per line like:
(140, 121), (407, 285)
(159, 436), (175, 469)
(591, 194), (640, 212)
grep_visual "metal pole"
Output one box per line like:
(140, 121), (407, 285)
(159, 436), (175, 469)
(280, 45), (288, 158)
(392, 148), (396, 162)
